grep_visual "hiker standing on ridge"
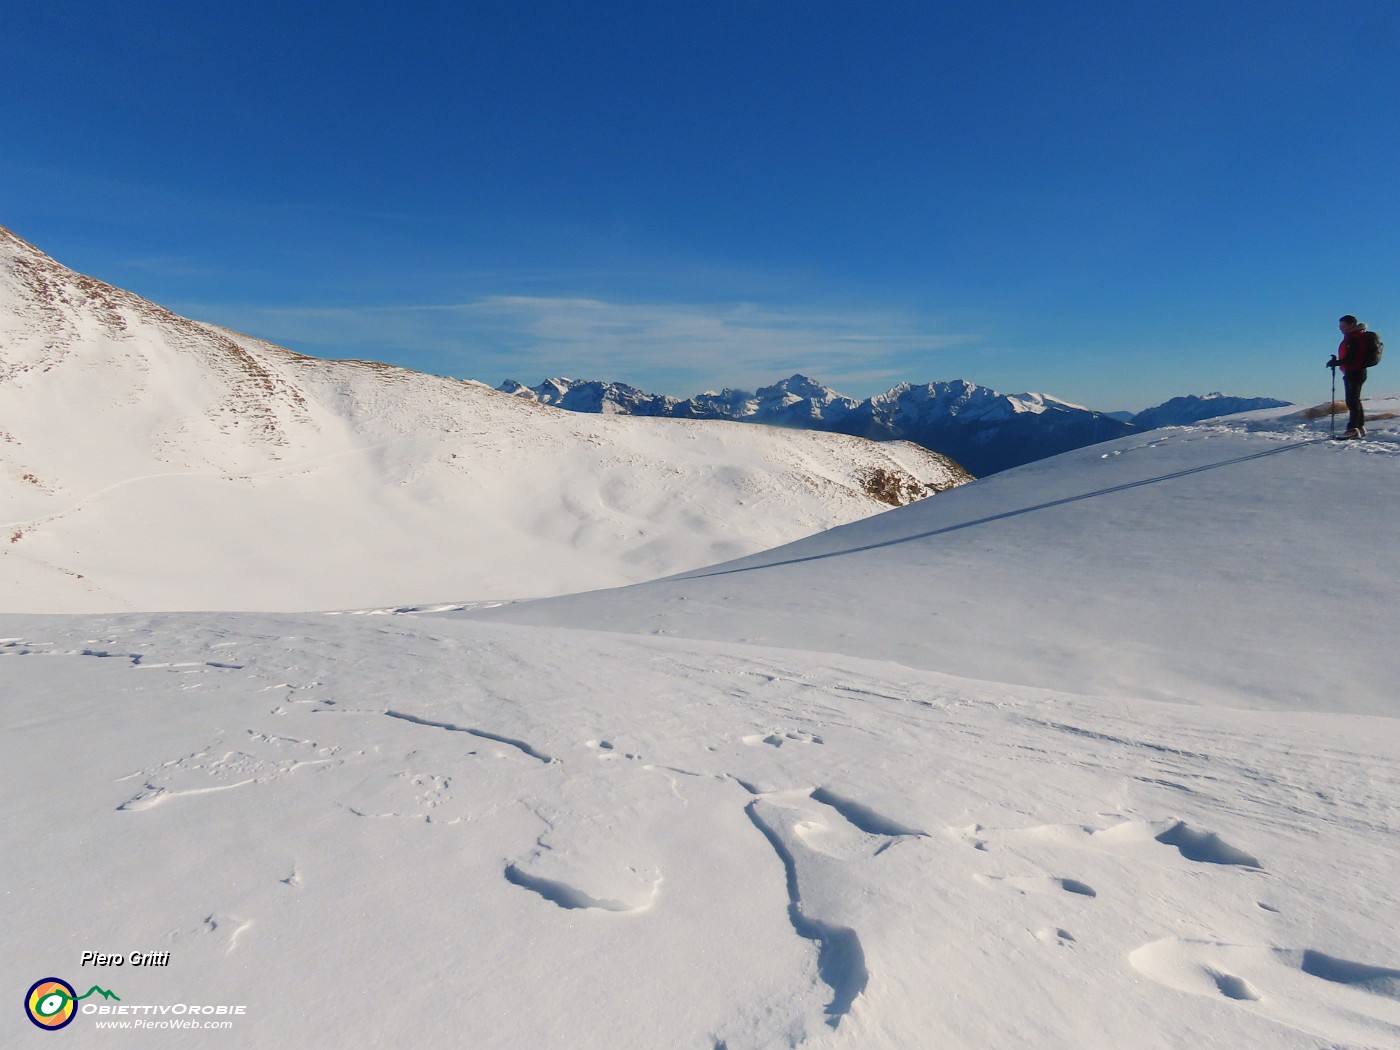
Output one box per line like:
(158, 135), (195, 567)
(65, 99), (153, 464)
(1328, 315), (1381, 439)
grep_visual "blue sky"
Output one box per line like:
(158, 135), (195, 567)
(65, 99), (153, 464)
(7, 1), (1398, 410)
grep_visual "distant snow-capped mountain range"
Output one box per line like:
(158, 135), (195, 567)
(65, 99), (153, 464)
(0, 226), (969, 612)
(1121, 391), (1295, 430)
(500, 376), (1291, 476)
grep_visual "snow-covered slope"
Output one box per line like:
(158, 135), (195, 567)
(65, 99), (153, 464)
(0, 227), (969, 613)
(5, 403), (1400, 1049)
(471, 403), (1400, 715)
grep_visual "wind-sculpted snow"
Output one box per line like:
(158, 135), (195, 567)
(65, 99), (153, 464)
(5, 609), (1400, 1048)
(743, 798), (869, 1026)
(1153, 821), (1262, 868)
(383, 709), (555, 763)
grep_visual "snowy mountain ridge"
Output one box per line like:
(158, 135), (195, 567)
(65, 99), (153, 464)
(502, 377), (1297, 475)
(1128, 391), (1294, 430)
(502, 373), (1093, 424)
(0, 226), (970, 612)
(502, 374), (1285, 476)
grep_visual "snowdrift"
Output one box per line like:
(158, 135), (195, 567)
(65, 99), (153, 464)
(470, 404), (1400, 714)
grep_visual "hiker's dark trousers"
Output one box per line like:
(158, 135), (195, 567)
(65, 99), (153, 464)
(1345, 370), (1367, 432)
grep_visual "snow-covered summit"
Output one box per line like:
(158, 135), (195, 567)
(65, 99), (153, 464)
(499, 376), (683, 416)
(0, 227), (970, 612)
(1130, 392), (1295, 430)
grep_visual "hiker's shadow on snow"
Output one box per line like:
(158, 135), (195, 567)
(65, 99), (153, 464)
(683, 439), (1325, 581)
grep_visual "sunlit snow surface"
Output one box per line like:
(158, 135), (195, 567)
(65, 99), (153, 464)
(6, 404), (1400, 1049)
(0, 225), (967, 614)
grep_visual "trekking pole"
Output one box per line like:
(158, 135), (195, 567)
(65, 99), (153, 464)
(1330, 362), (1337, 438)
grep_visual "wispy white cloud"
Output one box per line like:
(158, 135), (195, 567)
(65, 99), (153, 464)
(182, 295), (976, 397)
